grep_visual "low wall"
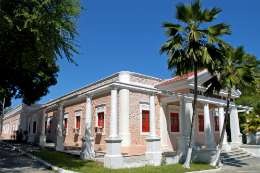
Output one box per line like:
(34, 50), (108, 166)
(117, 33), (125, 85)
(240, 145), (260, 156)
(191, 150), (217, 163)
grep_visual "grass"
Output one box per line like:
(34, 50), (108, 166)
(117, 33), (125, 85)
(29, 149), (217, 173)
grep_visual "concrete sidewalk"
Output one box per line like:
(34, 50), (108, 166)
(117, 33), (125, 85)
(0, 142), (54, 173)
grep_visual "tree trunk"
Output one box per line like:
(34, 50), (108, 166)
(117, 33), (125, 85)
(209, 89), (231, 166)
(0, 97), (5, 136)
(182, 61), (198, 169)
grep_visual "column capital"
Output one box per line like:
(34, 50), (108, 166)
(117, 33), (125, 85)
(200, 100), (209, 106)
(184, 97), (193, 103)
(148, 92), (156, 96)
(86, 93), (94, 98)
(159, 102), (167, 107)
(216, 103), (225, 108)
(110, 85), (119, 90)
(58, 101), (65, 106)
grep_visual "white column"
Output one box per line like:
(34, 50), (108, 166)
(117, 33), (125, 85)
(177, 97), (189, 155)
(201, 102), (215, 150)
(104, 86), (123, 169)
(54, 103), (64, 151)
(230, 107), (242, 149)
(80, 94), (95, 159)
(185, 98), (196, 150)
(39, 109), (46, 146)
(119, 88), (131, 146)
(27, 114), (35, 143)
(218, 105), (231, 151)
(209, 109), (216, 146)
(22, 110), (27, 140)
(160, 102), (171, 152)
(145, 92), (161, 166)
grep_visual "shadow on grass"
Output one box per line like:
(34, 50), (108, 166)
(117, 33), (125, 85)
(29, 149), (216, 173)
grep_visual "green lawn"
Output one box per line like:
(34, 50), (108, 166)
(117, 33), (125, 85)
(29, 149), (217, 173)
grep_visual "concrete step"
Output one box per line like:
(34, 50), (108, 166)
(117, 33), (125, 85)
(220, 148), (253, 163)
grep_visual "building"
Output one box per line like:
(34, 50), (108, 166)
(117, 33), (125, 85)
(1, 70), (252, 168)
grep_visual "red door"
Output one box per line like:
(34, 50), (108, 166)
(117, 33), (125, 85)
(214, 116), (219, 131)
(170, 113), (179, 132)
(198, 115), (204, 132)
(142, 110), (150, 132)
(76, 117), (80, 128)
(98, 112), (104, 126)
(64, 118), (68, 129)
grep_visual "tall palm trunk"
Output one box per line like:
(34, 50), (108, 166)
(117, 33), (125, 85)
(182, 61), (198, 169)
(210, 89), (231, 166)
(0, 97), (5, 136)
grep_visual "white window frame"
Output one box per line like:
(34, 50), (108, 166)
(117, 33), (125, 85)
(140, 101), (150, 135)
(197, 108), (204, 134)
(63, 112), (68, 135)
(28, 117), (38, 134)
(168, 105), (181, 134)
(212, 110), (219, 133)
(74, 109), (82, 135)
(16, 119), (18, 130)
(46, 116), (53, 135)
(10, 122), (12, 134)
(95, 104), (106, 135)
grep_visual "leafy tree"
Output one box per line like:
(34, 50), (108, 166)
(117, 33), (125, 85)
(159, 0), (231, 168)
(203, 46), (260, 166)
(0, 0), (85, 105)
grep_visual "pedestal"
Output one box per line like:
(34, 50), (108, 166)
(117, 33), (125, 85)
(145, 136), (161, 166)
(256, 132), (260, 145)
(177, 135), (189, 155)
(27, 134), (34, 143)
(247, 132), (255, 145)
(222, 144), (231, 151)
(80, 136), (95, 159)
(104, 137), (123, 169)
(162, 145), (171, 152)
(39, 135), (46, 146)
(54, 135), (64, 151)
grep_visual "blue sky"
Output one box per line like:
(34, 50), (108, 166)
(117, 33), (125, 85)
(11, 0), (260, 108)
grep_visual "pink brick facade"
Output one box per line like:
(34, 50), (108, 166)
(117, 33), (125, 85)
(1, 70), (244, 157)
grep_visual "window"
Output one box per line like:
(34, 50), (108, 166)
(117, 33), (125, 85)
(214, 116), (219, 132)
(95, 104), (106, 135)
(140, 102), (150, 135)
(198, 115), (204, 132)
(170, 113), (179, 132)
(64, 118), (68, 129)
(74, 110), (82, 135)
(76, 116), (80, 129)
(98, 112), (104, 127)
(33, 121), (37, 133)
(142, 110), (150, 133)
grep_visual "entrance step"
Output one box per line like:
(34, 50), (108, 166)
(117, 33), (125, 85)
(220, 148), (253, 163)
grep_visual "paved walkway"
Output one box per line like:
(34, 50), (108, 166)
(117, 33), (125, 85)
(219, 157), (260, 173)
(0, 142), (54, 173)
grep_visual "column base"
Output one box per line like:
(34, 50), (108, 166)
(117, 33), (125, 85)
(54, 135), (64, 151)
(222, 143), (231, 151)
(119, 133), (131, 146)
(27, 134), (34, 143)
(104, 137), (123, 169)
(256, 132), (260, 145)
(201, 145), (217, 151)
(145, 136), (161, 166)
(177, 135), (189, 155)
(161, 145), (171, 152)
(80, 136), (95, 160)
(39, 135), (46, 146)
(230, 142), (242, 149)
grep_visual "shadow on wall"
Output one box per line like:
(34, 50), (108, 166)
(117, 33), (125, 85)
(95, 134), (101, 144)
(74, 134), (79, 142)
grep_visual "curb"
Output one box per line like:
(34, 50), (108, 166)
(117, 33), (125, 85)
(0, 141), (78, 173)
(185, 167), (221, 173)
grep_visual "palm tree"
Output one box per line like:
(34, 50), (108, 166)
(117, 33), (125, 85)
(159, 0), (231, 168)
(203, 46), (260, 166)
